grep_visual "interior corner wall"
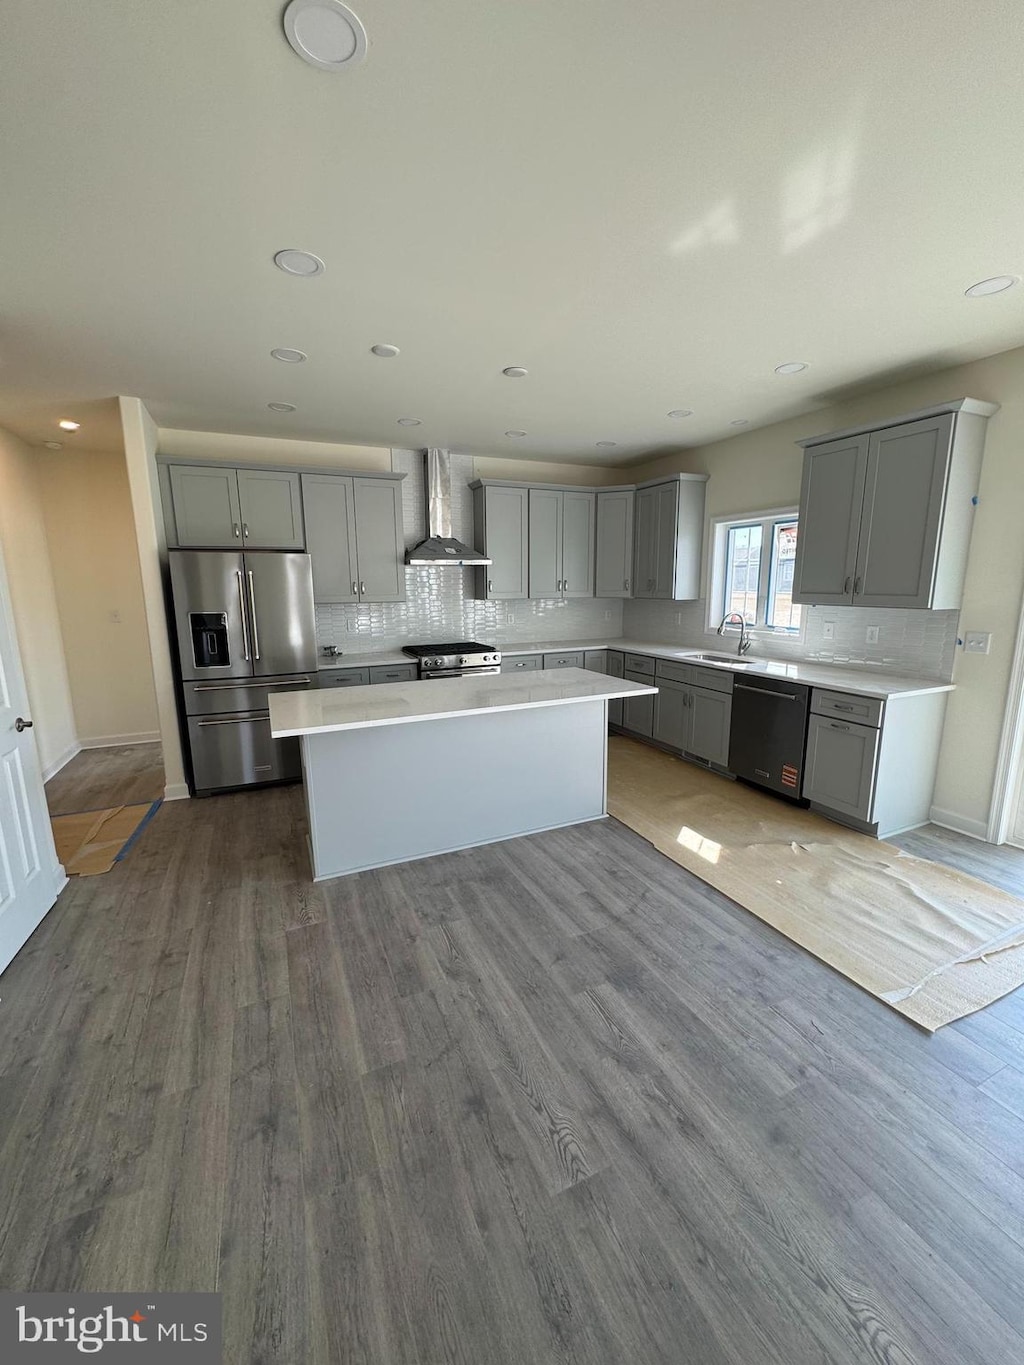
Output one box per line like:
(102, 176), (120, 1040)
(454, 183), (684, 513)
(36, 449), (160, 747)
(0, 425), (78, 776)
(119, 396), (189, 800)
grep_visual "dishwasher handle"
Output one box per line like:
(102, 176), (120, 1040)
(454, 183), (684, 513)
(734, 682), (804, 702)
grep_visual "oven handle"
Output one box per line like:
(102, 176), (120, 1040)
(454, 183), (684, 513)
(422, 666), (501, 679)
(734, 683), (803, 701)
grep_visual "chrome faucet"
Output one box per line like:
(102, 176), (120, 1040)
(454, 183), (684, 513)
(717, 612), (752, 655)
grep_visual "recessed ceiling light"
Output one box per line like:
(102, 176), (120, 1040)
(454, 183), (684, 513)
(271, 348), (307, 363)
(596, 441), (618, 448)
(775, 361), (808, 375)
(505, 430), (527, 438)
(268, 402), (297, 412)
(273, 248), (325, 277)
(283, 0), (367, 72)
(44, 441), (63, 450)
(396, 417), (421, 426)
(667, 409), (693, 418)
(730, 419), (749, 426)
(502, 367), (528, 378)
(58, 419), (80, 431)
(371, 344), (400, 358)
(965, 275), (1018, 297)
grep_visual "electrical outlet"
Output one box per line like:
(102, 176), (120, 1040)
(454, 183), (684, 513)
(108, 609), (121, 625)
(866, 625), (880, 645)
(603, 610), (612, 620)
(346, 619), (357, 632)
(963, 631), (992, 654)
(822, 621), (835, 641)
(505, 612), (515, 625)
(675, 612), (683, 625)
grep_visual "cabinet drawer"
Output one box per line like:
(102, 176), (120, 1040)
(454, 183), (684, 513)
(501, 654), (543, 672)
(810, 688), (883, 728)
(370, 664), (417, 684)
(624, 652), (656, 677)
(655, 659), (694, 685)
(319, 668), (370, 688)
(544, 651), (584, 669)
(691, 665), (734, 694)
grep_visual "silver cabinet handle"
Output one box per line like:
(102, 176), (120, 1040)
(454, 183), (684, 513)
(624, 579), (629, 590)
(832, 703), (855, 712)
(829, 722), (850, 731)
(854, 576), (862, 595)
(488, 579), (493, 592)
(247, 569), (261, 660)
(360, 581), (366, 595)
(197, 713), (269, 727)
(236, 570), (251, 662)
(242, 523), (249, 539)
(192, 677), (311, 692)
(352, 580), (358, 596)
(233, 522), (241, 539)
(843, 575), (851, 594)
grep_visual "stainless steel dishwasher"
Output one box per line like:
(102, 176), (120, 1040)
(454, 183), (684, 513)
(728, 675), (810, 799)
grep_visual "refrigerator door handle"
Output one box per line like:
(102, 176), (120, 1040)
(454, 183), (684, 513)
(236, 570), (251, 662)
(247, 569), (261, 660)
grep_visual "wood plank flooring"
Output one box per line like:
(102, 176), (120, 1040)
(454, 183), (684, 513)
(3, 748), (1024, 1362)
(44, 742), (164, 816)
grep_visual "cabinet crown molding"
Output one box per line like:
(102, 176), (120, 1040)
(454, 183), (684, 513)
(798, 398), (999, 449)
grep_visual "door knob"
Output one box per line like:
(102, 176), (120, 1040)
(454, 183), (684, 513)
(15, 717), (33, 732)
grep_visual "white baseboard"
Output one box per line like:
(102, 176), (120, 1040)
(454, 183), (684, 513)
(928, 806), (990, 841)
(77, 732), (162, 750)
(41, 743), (81, 782)
(163, 782), (191, 802)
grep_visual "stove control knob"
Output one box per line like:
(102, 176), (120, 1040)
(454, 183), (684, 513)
(460, 655), (469, 665)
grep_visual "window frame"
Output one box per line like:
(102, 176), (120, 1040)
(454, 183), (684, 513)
(705, 506), (804, 640)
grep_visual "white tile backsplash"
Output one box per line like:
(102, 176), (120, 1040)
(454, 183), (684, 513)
(314, 450), (625, 655)
(623, 598), (959, 682)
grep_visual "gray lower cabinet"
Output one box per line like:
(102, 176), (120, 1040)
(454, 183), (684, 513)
(501, 653), (543, 672)
(689, 685), (731, 766)
(653, 678), (689, 749)
(803, 714), (880, 824)
(302, 473), (406, 603)
(473, 485), (529, 599)
(370, 664), (417, 684)
(622, 671), (655, 737)
(543, 651), (584, 669)
(319, 668), (370, 688)
(236, 469), (304, 549)
(605, 649), (624, 726)
(528, 489), (595, 599)
(595, 490), (634, 597)
(583, 649), (608, 672)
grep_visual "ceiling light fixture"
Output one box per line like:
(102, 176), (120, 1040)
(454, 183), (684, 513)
(396, 417), (421, 426)
(774, 361), (808, 375)
(283, 0), (367, 71)
(273, 248), (325, 276)
(268, 402), (297, 412)
(58, 419), (80, 431)
(730, 419), (749, 426)
(596, 441), (618, 448)
(371, 344), (400, 358)
(667, 409), (693, 418)
(502, 367), (528, 378)
(271, 348), (307, 363)
(964, 275), (1018, 297)
(44, 441), (63, 450)
(505, 430), (527, 438)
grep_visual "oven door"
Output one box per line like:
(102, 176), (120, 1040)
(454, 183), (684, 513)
(421, 666), (501, 680)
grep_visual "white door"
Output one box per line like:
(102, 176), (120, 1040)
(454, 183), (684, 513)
(0, 539), (65, 975)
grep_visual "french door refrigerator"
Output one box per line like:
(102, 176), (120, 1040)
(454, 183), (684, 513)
(169, 550), (318, 795)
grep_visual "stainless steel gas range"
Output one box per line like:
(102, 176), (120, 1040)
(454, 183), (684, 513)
(402, 641), (502, 680)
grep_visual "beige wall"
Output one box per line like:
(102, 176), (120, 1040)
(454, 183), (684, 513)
(0, 426), (77, 775)
(157, 428), (393, 472)
(36, 449), (159, 745)
(632, 345), (1024, 836)
(472, 457), (626, 487)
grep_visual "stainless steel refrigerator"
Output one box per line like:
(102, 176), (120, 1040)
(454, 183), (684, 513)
(169, 550), (318, 795)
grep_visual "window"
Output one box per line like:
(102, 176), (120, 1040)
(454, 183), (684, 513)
(709, 510), (802, 635)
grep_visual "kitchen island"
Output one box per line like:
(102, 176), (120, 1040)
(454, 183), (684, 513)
(269, 667), (658, 880)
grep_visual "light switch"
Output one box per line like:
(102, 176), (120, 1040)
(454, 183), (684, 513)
(822, 621), (835, 641)
(963, 631), (992, 654)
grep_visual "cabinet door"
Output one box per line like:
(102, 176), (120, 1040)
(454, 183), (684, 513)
(528, 489), (563, 599)
(561, 491), (596, 597)
(854, 414), (955, 609)
(302, 474), (358, 602)
(168, 465), (242, 548)
(652, 482), (679, 599)
(353, 478), (406, 602)
(480, 486), (529, 599)
(803, 715), (880, 823)
(653, 680), (690, 751)
(595, 490), (635, 597)
(622, 672), (655, 737)
(791, 435), (869, 605)
(605, 650), (625, 726)
(633, 487), (657, 598)
(237, 469), (304, 549)
(688, 686), (731, 766)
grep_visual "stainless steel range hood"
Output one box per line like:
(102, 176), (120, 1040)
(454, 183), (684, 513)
(406, 449), (492, 566)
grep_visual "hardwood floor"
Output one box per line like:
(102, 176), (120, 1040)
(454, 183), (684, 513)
(4, 751), (1024, 1362)
(45, 742), (164, 816)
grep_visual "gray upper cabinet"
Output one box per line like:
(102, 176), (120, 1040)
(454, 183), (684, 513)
(595, 489), (634, 597)
(298, 472), (405, 603)
(792, 400), (995, 610)
(302, 474), (359, 602)
(168, 465), (243, 547)
(236, 469), (304, 549)
(473, 484), (529, 599)
(633, 475), (707, 600)
(528, 489), (595, 599)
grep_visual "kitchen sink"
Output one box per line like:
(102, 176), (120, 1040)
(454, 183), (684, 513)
(688, 652), (772, 671)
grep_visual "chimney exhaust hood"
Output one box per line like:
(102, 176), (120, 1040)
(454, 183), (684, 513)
(406, 449), (492, 566)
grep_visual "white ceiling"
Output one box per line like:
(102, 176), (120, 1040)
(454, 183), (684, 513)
(2, 0), (1023, 464)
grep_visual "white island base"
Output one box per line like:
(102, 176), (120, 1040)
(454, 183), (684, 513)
(269, 668), (658, 881)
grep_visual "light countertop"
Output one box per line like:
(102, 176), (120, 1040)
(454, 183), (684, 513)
(271, 667), (657, 736)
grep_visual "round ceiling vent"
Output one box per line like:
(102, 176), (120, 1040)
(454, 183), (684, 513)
(283, 0), (367, 72)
